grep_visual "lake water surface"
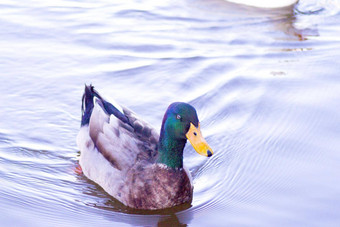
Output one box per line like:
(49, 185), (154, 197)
(0, 0), (340, 226)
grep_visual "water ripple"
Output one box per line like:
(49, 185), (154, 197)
(1, 0), (340, 226)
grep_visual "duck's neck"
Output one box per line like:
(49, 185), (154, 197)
(157, 132), (186, 169)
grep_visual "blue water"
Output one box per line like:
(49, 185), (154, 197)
(0, 0), (340, 226)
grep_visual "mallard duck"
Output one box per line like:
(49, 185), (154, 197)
(76, 85), (213, 210)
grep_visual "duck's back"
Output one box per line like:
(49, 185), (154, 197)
(87, 100), (159, 170)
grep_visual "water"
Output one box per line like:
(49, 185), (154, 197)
(1, 0), (340, 226)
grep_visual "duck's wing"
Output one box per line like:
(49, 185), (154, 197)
(78, 85), (159, 171)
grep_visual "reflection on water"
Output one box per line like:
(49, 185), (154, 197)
(1, 0), (340, 226)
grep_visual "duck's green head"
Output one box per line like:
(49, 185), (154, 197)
(158, 102), (213, 168)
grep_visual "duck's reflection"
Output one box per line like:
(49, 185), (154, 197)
(158, 213), (187, 227)
(270, 7), (320, 41)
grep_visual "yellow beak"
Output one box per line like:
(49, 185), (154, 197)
(186, 123), (213, 157)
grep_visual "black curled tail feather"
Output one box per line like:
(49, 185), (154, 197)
(80, 84), (130, 127)
(81, 84), (96, 126)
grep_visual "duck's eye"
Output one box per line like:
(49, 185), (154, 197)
(193, 132), (197, 136)
(176, 114), (181, 120)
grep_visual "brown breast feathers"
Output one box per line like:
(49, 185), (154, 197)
(123, 163), (193, 210)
